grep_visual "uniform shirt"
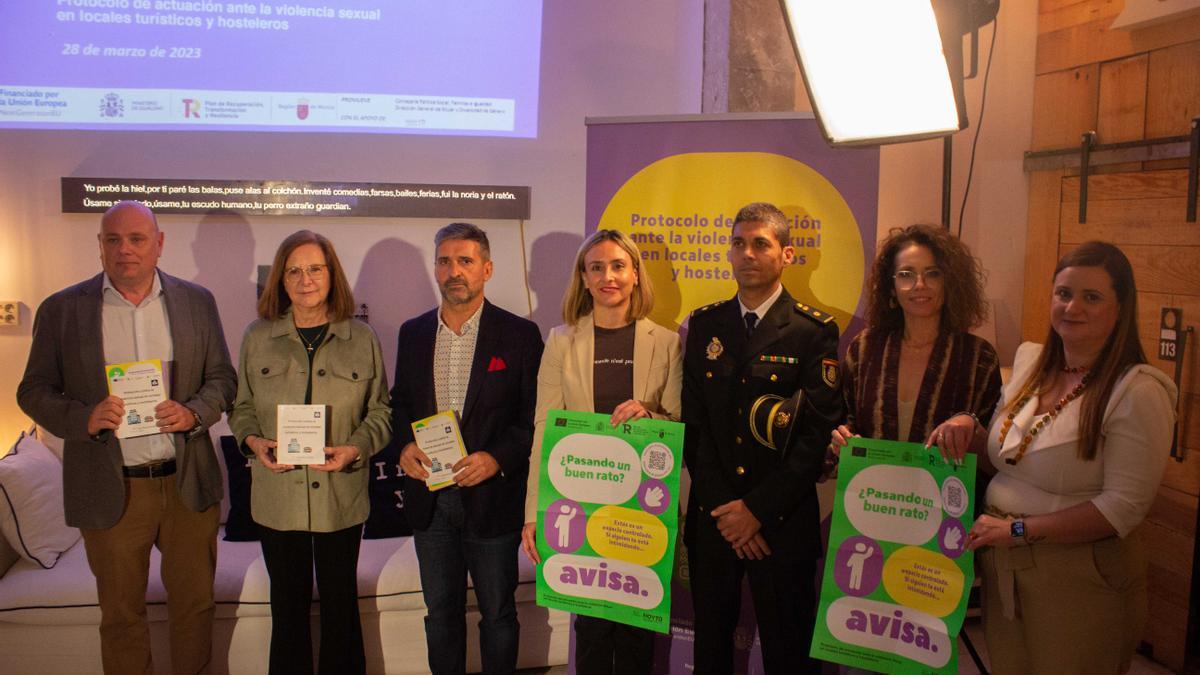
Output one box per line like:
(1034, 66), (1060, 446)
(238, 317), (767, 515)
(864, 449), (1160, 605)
(434, 301), (484, 416)
(102, 271), (175, 465)
(737, 282), (784, 326)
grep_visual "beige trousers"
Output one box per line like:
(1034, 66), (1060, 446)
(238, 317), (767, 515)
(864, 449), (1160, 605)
(980, 535), (1146, 675)
(81, 474), (220, 675)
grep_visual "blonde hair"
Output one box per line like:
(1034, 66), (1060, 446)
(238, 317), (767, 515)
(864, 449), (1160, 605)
(561, 229), (654, 326)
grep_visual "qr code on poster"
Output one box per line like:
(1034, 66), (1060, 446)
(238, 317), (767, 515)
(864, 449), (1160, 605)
(641, 443), (674, 479)
(945, 484), (963, 511)
(940, 475), (968, 517)
(646, 451), (666, 473)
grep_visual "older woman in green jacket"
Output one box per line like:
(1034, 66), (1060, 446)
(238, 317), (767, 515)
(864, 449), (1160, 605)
(229, 230), (390, 675)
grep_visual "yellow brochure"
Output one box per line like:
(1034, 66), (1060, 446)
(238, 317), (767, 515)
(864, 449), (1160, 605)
(411, 411), (468, 491)
(105, 359), (167, 439)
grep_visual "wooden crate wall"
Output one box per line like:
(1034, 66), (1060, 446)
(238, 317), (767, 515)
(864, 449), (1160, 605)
(1025, 1), (1200, 670)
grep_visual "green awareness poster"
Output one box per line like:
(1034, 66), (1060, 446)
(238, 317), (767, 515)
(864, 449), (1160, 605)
(535, 409), (684, 634)
(811, 438), (976, 674)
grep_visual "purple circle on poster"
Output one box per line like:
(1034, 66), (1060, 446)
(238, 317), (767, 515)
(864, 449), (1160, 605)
(833, 535), (883, 597)
(937, 517), (968, 559)
(637, 478), (670, 516)
(543, 498), (586, 554)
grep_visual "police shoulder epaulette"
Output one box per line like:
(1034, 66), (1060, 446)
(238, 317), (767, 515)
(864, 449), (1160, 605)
(691, 300), (723, 317)
(794, 302), (836, 325)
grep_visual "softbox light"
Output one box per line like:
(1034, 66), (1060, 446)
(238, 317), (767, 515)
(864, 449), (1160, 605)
(780, 0), (968, 146)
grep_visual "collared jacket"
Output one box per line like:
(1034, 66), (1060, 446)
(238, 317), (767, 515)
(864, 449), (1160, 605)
(682, 289), (841, 560)
(229, 313), (392, 532)
(17, 271), (236, 530)
(391, 300), (544, 538)
(524, 315), (683, 524)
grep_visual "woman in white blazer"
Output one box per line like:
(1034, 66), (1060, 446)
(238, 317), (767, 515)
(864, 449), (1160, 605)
(931, 241), (1177, 674)
(521, 229), (682, 674)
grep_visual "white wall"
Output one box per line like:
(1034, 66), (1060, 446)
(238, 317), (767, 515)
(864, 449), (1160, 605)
(0, 1), (705, 444)
(877, 0), (1038, 364)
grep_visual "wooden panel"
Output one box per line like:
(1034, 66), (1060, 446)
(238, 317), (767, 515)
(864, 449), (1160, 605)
(1149, 484), (1200, 536)
(1040, 0), (1096, 15)
(1061, 169), (1189, 201)
(1142, 518), (1194, 589)
(1058, 243), (1200, 295)
(1037, 12), (1200, 75)
(1097, 54), (1148, 143)
(1144, 157), (1191, 172)
(1060, 198), (1198, 245)
(1039, 0), (1123, 36)
(1142, 513), (1194, 671)
(1162, 423), (1200, 495)
(1032, 66), (1100, 150)
(1146, 580), (1190, 671)
(1146, 40), (1200, 139)
(1022, 171), (1066, 342)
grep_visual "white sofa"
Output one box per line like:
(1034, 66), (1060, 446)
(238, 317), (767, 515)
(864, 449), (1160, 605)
(0, 429), (569, 674)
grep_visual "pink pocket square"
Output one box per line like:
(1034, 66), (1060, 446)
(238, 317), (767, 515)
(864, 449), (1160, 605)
(487, 356), (507, 372)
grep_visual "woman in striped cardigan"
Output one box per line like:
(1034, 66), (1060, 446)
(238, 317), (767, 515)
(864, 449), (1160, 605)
(831, 224), (1001, 459)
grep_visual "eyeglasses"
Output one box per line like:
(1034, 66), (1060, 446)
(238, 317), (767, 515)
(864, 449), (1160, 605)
(284, 264), (328, 283)
(893, 268), (944, 290)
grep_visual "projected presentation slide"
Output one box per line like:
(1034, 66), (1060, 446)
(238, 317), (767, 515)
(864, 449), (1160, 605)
(0, 1), (542, 136)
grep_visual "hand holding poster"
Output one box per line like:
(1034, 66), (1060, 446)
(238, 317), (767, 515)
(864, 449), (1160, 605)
(811, 438), (976, 674)
(534, 410), (683, 633)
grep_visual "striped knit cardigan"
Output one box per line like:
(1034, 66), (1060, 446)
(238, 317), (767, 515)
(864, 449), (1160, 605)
(841, 328), (1002, 443)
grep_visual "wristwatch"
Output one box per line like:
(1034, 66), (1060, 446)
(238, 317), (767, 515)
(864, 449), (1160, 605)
(1010, 519), (1027, 543)
(188, 408), (203, 435)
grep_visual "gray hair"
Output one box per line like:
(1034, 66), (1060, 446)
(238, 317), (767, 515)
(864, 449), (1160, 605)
(434, 222), (490, 260)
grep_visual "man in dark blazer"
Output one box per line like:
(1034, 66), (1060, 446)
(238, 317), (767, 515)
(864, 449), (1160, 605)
(392, 222), (543, 675)
(17, 201), (236, 674)
(683, 202), (841, 674)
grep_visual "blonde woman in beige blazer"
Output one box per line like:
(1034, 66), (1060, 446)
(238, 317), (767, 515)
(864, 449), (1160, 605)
(521, 229), (682, 674)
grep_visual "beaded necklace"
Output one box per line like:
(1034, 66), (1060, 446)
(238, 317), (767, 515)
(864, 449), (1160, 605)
(997, 372), (1091, 465)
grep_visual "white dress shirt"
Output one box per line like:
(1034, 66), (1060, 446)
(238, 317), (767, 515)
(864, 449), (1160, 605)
(102, 271), (175, 465)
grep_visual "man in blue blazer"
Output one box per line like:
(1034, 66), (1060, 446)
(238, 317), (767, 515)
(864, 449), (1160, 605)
(391, 222), (544, 675)
(18, 201), (236, 674)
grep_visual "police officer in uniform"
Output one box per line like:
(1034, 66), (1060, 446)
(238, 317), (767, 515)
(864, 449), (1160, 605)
(683, 202), (841, 674)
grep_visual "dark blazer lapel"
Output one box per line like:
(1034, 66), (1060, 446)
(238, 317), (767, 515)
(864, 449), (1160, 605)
(414, 311), (438, 417)
(160, 272), (195, 400)
(78, 274), (109, 401)
(714, 298), (747, 362)
(742, 290), (792, 364)
(460, 300), (496, 424)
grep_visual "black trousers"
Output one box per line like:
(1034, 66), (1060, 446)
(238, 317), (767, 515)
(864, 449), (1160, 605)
(573, 614), (655, 675)
(689, 518), (818, 674)
(259, 523), (365, 675)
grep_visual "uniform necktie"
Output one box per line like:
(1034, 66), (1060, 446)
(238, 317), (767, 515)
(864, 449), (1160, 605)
(744, 312), (758, 337)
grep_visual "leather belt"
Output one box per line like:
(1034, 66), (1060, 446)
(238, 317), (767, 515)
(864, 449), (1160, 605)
(123, 459), (177, 479)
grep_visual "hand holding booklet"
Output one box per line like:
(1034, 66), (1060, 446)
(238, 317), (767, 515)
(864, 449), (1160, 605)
(275, 404), (328, 465)
(411, 411), (468, 491)
(106, 359), (167, 439)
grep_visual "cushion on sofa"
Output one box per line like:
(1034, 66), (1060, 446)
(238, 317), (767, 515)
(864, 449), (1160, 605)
(0, 433), (80, 569)
(33, 427), (64, 461)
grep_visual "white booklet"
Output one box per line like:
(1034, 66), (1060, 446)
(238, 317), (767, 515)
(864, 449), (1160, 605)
(411, 411), (468, 491)
(106, 359), (167, 439)
(275, 404), (328, 465)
